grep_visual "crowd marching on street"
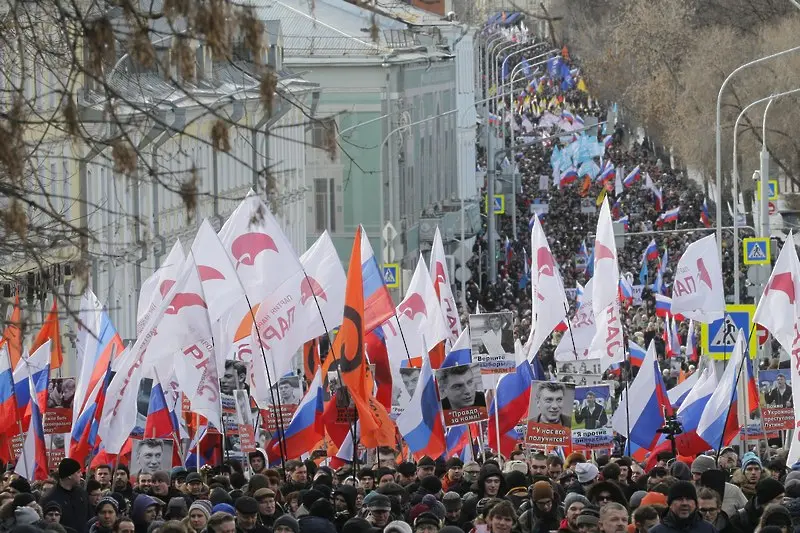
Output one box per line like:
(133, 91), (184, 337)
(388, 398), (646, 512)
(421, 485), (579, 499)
(4, 10), (800, 533)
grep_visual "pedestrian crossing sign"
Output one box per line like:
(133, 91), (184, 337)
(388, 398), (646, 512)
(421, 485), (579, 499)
(382, 264), (399, 289)
(484, 194), (505, 214)
(755, 180), (779, 201)
(743, 237), (770, 265)
(701, 304), (757, 360)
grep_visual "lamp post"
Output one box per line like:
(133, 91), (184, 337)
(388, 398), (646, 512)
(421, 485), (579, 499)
(730, 88), (800, 303)
(714, 45), (800, 261)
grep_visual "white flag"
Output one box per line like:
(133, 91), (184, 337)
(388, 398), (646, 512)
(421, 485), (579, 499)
(430, 228), (462, 344)
(555, 279), (595, 361)
(670, 235), (725, 323)
(592, 198), (619, 311)
(528, 216), (568, 357)
(754, 232), (800, 351)
(137, 240), (184, 336)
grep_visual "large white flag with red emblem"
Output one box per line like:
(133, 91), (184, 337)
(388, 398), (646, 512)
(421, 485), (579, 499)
(249, 232), (346, 407)
(670, 235), (725, 323)
(430, 228), (462, 344)
(384, 256), (448, 369)
(555, 279), (595, 361)
(527, 216), (568, 358)
(591, 198), (624, 371)
(754, 232), (800, 352)
(137, 240), (184, 336)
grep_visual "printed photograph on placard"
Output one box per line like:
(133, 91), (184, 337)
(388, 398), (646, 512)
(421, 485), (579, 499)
(234, 390), (256, 453)
(46, 434), (67, 468)
(526, 381), (574, 449)
(469, 313), (516, 384)
(131, 377), (153, 437)
(435, 363), (488, 426)
(760, 370), (794, 432)
(262, 376), (303, 406)
(558, 359), (606, 386)
(391, 367), (421, 418)
(221, 360), (249, 402)
(131, 438), (174, 475)
(44, 378), (75, 434)
(571, 385), (614, 450)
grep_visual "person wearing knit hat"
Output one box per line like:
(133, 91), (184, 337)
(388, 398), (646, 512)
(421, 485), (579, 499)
(640, 492), (668, 508)
(690, 455), (717, 481)
(517, 481), (560, 533)
(413, 512), (441, 533)
(93, 496), (120, 533)
(629, 490), (648, 510)
(650, 481), (712, 533)
(211, 503), (235, 516)
(574, 462), (599, 485)
(441, 492), (463, 528)
(42, 457), (89, 533)
(185, 500), (211, 533)
(740, 451), (764, 484)
(563, 493), (589, 532)
(418, 475), (443, 497)
(42, 501), (62, 524)
(8, 477), (31, 495)
(503, 470), (529, 509)
(442, 457), (466, 494)
(272, 515), (299, 533)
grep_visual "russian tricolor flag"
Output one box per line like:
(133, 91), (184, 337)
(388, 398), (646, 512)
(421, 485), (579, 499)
(615, 215), (629, 231)
(623, 165), (641, 187)
(660, 206), (681, 225)
(674, 365), (717, 455)
(628, 341), (646, 368)
(504, 237), (513, 265)
(698, 330), (747, 450)
(560, 167), (578, 187)
(618, 276), (633, 305)
(442, 329), (471, 368)
(603, 134), (613, 149)
(488, 357), (533, 457)
(360, 227), (396, 333)
(700, 199), (711, 228)
(69, 357), (113, 466)
(274, 368), (324, 460)
(14, 393), (48, 481)
(598, 161), (615, 184)
(653, 187), (663, 211)
(644, 239), (659, 261)
(145, 380), (180, 439)
(0, 345), (15, 436)
(655, 294), (672, 317)
(396, 355), (445, 460)
(445, 425), (471, 459)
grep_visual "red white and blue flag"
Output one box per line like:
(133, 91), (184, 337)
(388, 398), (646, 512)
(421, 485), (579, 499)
(700, 199), (711, 228)
(623, 165), (641, 187)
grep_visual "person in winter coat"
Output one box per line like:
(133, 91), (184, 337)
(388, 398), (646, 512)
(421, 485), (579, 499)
(649, 481), (716, 533)
(558, 494), (589, 533)
(697, 488), (734, 533)
(756, 504), (793, 532)
(0, 493), (41, 533)
(517, 482), (562, 533)
(502, 472), (529, 510)
(41, 459), (90, 533)
(89, 497), (120, 533)
(182, 501), (210, 533)
(333, 485), (358, 531)
(729, 478), (785, 533)
(131, 495), (160, 533)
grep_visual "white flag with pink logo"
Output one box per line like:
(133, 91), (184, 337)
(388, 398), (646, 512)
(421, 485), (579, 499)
(591, 198), (623, 371)
(754, 233), (800, 353)
(527, 216), (568, 358)
(137, 240), (184, 336)
(670, 234), (725, 323)
(430, 228), (462, 344)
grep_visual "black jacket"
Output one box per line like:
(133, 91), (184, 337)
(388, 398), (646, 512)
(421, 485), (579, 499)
(650, 511), (718, 533)
(41, 483), (89, 533)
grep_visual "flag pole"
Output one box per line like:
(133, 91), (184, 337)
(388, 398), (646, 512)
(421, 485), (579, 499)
(562, 302), (580, 361)
(6, 348), (31, 478)
(492, 389), (502, 462)
(715, 324), (755, 461)
(195, 412), (201, 474)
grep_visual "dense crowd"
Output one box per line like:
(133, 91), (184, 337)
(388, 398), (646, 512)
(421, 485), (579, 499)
(4, 447), (800, 533)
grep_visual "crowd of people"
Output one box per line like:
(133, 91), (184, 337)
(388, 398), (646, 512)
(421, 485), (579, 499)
(3, 447), (800, 533)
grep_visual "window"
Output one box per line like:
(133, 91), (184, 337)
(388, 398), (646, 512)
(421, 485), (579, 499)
(311, 118), (337, 154)
(314, 178), (336, 232)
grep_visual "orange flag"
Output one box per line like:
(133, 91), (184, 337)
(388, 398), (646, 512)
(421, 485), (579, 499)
(31, 298), (63, 370)
(331, 227), (395, 448)
(303, 338), (320, 386)
(0, 294), (22, 370)
(579, 175), (592, 197)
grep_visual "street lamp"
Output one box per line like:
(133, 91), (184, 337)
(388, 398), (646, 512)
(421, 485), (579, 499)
(714, 45), (800, 260)
(730, 88), (800, 303)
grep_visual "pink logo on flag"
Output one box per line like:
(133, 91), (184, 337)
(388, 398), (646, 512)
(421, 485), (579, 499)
(197, 265), (226, 281)
(165, 294), (207, 315)
(696, 259), (713, 290)
(766, 272), (796, 304)
(300, 276), (328, 305)
(434, 262), (448, 285)
(398, 293), (427, 321)
(595, 243), (615, 261)
(231, 233), (278, 267)
(536, 247), (556, 276)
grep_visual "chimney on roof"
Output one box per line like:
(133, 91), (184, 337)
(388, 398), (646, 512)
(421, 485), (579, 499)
(264, 20), (283, 71)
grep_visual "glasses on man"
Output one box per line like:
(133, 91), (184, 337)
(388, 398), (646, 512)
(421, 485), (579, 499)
(698, 507), (718, 515)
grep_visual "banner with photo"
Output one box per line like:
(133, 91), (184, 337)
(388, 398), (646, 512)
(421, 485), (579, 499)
(526, 381), (574, 449)
(571, 385), (614, 450)
(391, 368), (420, 419)
(469, 312), (516, 388)
(760, 370), (794, 432)
(435, 363), (488, 426)
(44, 377), (75, 434)
(130, 438), (174, 475)
(558, 359), (607, 386)
(234, 390), (257, 453)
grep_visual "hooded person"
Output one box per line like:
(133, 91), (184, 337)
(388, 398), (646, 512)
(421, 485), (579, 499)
(298, 498), (337, 533)
(503, 471), (529, 509)
(410, 476), (443, 506)
(131, 495), (160, 533)
(333, 485), (358, 531)
(728, 477), (785, 533)
(296, 489), (324, 519)
(248, 450), (267, 475)
(586, 481), (628, 509)
(518, 481), (562, 533)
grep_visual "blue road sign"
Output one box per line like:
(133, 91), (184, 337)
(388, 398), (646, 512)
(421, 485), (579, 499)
(743, 237), (770, 265)
(383, 264), (399, 289)
(701, 304), (757, 360)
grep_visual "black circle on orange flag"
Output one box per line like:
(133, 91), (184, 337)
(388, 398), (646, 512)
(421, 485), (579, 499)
(336, 305), (364, 373)
(305, 339), (318, 377)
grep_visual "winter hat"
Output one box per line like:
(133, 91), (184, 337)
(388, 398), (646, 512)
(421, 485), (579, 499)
(529, 481), (552, 502)
(565, 452), (587, 468)
(413, 512), (442, 530)
(11, 493), (35, 509)
(58, 458), (82, 479)
(211, 503), (235, 516)
(563, 493), (591, 511)
(14, 507), (40, 526)
(668, 481), (697, 505)
(785, 480), (800, 499)
(761, 504), (792, 528)
(342, 517), (381, 533)
(757, 478), (785, 505)
(9, 477), (31, 494)
(42, 502), (62, 514)
(384, 521), (413, 533)
(782, 498), (800, 521)
(420, 494), (446, 520)
(742, 452), (763, 471)
(575, 463), (599, 484)
(445, 457), (463, 470)
(309, 499), (335, 520)
(503, 460), (528, 475)
(442, 492), (462, 512)
(669, 461), (692, 481)
(575, 507), (599, 527)
(640, 492), (668, 507)
(367, 494), (392, 512)
(785, 471), (800, 484)
(96, 496), (120, 514)
(301, 489), (324, 509)
(440, 527), (463, 533)
(419, 475), (442, 495)
(504, 471), (527, 491)
(691, 455), (717, 474)
(629, 491), (648, 510)
(234, 497), (259, 515)
(209, 487), (233, 506)
(273, 515), (300, 533)
(189, 500), (212, 519)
